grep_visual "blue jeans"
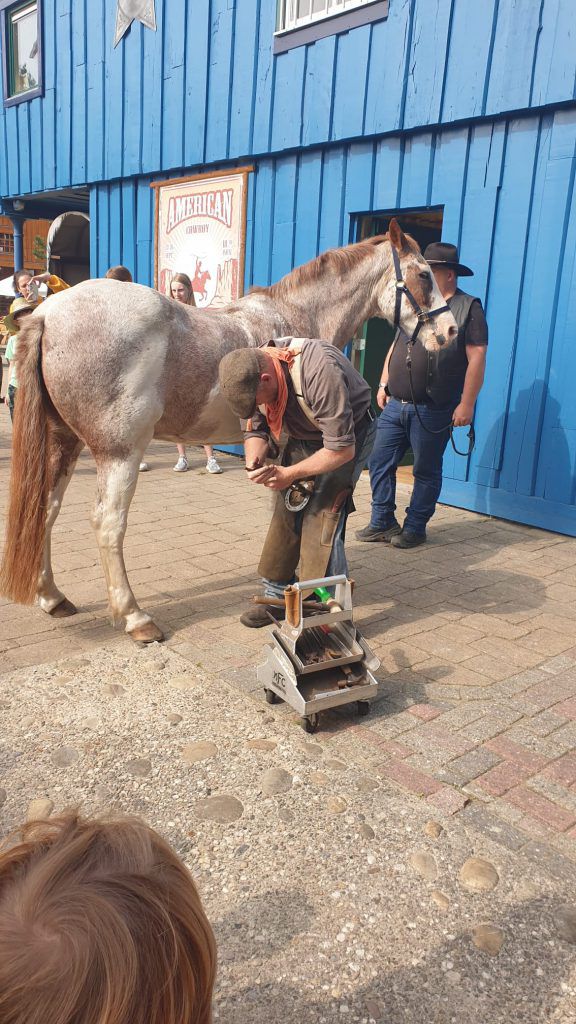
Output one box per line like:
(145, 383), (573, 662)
(264, 417), (376, 598)
(7, 384), (16, 422)
(368, 398), (454, 536)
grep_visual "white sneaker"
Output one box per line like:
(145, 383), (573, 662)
(206, 456), (223, 474)
(139, 462), (149, 472)
(173, 456), (189, 472)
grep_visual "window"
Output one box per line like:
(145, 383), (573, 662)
(274, 0), (388, 54)
(1, 0), (42, 106)
(0, 231), (14, 255)
(278, 0), (378, 33)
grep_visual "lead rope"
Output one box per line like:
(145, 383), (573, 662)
(406, 343), (476, 457)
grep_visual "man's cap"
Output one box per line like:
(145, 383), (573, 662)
(3, 297), (36, 334)
(218, 347), (268, 419)
(423, 242), (473, 277)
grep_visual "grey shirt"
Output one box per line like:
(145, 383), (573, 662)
(244, 338), (372, 451)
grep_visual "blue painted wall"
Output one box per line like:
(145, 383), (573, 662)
(1, 0), (575, 535)
(2, 0), (576, 197)
(88, 106), (576, 537)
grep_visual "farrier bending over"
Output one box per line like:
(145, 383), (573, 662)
(218, 338), (376, 628)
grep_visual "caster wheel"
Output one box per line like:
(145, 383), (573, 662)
(357, 701), (370, 717)
(303, 713), (319, 734)
(264, 688), (280, 705)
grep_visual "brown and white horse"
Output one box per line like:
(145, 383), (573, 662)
(0, 220), (456, 642)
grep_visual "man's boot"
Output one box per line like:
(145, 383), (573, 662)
(390, 529), (426, 549)
(240, 604), (284, 628)
(355, 521), (401, 543)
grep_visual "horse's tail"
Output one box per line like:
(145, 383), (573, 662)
(0, 315), (49, 604)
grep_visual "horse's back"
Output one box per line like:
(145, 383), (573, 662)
(37, 280), (251, 449)
(40, 280), (176, 445)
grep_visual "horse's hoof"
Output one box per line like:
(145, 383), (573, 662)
(49, 597), (78, 618)
(129, 621), (165, 645)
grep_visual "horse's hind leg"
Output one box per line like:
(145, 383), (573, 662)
(91, 448), (164, 644)
(37, 425), (84, 616)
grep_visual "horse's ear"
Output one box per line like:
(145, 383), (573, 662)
(389, 218), (409, 254)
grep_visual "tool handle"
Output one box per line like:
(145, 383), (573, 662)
(251, 596), (324, 610)
(284, 585), (300, 628)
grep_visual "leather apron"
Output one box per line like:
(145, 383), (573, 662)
(258, 414), (373, 585)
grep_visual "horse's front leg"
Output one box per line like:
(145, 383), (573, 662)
(91, 450), (164, 644)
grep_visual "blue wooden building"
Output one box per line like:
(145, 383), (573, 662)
(1, 0), (575, 536)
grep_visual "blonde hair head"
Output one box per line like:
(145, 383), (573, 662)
(0, 813), (216, 1024)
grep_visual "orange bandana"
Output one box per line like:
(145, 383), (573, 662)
(260, 347), (298, 441)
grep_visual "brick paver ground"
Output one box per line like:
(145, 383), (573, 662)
(2, 417), (576, 867)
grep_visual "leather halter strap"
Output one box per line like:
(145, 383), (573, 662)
(391, 243), (450, 343)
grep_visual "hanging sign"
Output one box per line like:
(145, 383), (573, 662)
(152, 168), (252, 309)
(115, 0), (156, 47)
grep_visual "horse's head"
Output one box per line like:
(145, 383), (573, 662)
(374, 219), (458, 352)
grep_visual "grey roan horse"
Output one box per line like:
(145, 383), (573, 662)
(0, 220), (456, 642)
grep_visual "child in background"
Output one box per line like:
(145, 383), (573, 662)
(7, 269), (69, 329)
(2, 299), (35, 420)
(0, 812), (217, 1024)
(169, 272), (223, 475)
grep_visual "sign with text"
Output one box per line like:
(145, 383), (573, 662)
(154, 169), (251, 309)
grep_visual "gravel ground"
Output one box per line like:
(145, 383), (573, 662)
(1, 643), (575, 1023)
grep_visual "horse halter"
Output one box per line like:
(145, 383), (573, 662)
(391, 243), (450, 344)
(390, 243), (475, 458)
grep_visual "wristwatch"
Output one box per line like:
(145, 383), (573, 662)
(378, 383), (390, 395)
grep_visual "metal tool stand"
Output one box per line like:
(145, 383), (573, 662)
(257, 575), (380, 733)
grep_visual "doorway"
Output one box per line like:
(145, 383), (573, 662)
(353, 208), (444, 476)
(46, 212), (90, 285)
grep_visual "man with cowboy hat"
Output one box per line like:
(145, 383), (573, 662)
(218, 338), (376, 627)
(357, 240), (488, 549)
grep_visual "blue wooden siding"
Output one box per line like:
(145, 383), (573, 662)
(89, 105), (576, 536)
(2, 0), (576, 198)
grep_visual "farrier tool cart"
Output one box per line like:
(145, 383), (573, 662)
(257, 575), (380, 733)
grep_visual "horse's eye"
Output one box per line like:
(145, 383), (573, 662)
(419, 272), (430, 280)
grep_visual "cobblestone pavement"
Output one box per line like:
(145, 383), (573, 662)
(1, 423), (576, 873)
(1, 643), (576, 1024)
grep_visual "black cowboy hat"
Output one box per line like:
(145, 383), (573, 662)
(423, 241), (473, 277)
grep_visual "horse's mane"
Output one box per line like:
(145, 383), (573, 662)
(251, 232), (420, 299)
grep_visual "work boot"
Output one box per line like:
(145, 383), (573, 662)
(240, 604), (285, 628)
(355, 521), (401, 543)
(390, 529), (426, 549)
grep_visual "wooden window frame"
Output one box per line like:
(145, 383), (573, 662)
(1, 0), (43, 107)
(0, 230), (15, 253)
(274, 0), (388, 54)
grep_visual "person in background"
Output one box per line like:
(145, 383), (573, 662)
(10, 268), (37, 306)
(356, 241), (488, 549)
(169, 272), (222, 475)
(105, 265), (133, 282)
(0, 812), (217, 1024)
(7, 268), (69, 329)
(0, 319), (5, 402)
(1, 298), (35, 420)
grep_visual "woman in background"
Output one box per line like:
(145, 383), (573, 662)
(169, 272), (222, 474)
